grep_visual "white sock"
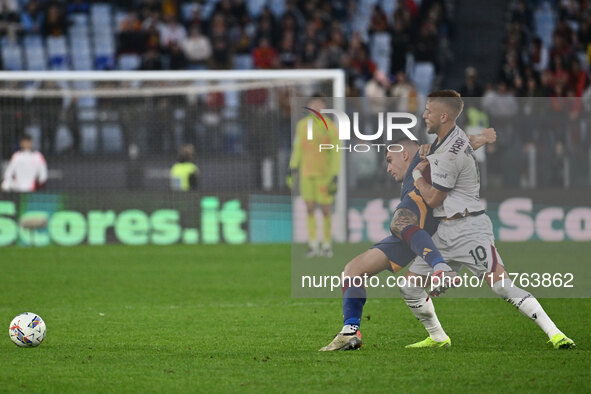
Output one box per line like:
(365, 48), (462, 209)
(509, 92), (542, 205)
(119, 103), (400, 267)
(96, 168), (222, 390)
(402, 287), (448, 342)
(322, 241), (331, 249)
(340, 324), (359, 334)
(308, 240), (319, 250)
(492, 279), (561, 339)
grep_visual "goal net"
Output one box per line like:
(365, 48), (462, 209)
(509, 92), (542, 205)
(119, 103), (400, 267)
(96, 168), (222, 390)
(0, 70), (345, 247)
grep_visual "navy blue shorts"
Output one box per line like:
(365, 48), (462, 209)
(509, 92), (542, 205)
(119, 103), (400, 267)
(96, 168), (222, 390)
(370, 189), (439, 272)
(370, 235), (415, 272)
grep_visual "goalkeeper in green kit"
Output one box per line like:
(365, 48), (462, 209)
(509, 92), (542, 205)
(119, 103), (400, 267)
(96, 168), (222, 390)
(288, 96), (341, 257)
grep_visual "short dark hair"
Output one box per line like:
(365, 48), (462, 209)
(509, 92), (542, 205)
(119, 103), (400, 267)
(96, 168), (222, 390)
(393, 137), (419, 147)
(427, 89), (464, 119)
(20, 133), (32, 141)
(387, 137), (419, 156)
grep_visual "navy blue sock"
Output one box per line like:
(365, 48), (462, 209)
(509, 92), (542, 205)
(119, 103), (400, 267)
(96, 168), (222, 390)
(342, 285), (366, 327)
(402, 225), (445, 269)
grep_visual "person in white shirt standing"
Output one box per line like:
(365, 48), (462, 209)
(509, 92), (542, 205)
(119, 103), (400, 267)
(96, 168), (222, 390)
(399, 90), (575, 350)
(2, 134), (47, 192)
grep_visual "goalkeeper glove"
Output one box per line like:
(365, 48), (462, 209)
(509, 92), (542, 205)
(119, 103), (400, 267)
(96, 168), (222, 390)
(328, 176), (338, 196)
(286, 169), (298, 189)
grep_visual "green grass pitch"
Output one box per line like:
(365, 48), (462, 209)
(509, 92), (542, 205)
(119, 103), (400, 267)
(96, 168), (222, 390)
(1, 242), (590, 393)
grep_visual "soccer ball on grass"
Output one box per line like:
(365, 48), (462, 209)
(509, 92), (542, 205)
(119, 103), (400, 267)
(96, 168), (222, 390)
(9, 312), (46, 347)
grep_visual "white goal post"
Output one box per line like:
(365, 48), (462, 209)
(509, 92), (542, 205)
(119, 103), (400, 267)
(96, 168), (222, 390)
(0, 69), (348, 243)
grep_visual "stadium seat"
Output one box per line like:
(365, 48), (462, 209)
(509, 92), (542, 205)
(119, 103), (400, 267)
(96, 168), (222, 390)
(24, 35), (46, 70)
(535, 2), (556, 48)
(46, 36), (69, 70)
(117, 53), (141, 70)
(69, 12), (89, 27)
(91, 3), (113, 29)
(246, 0), (266, 17)
(181, 2), (198, 22)
(93, 28), (115, 70)
(101, 124), (124, 154)
(72, 81), (97, 108)
(370, 32), (391, 75)
(1, 40), (23, 70)
(234, 54), (253, 70)
(412, 61), (435, 98)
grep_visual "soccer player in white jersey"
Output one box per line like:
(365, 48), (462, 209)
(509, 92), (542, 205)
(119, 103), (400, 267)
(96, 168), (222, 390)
(399, 90), (575, 349)
(2, 134), (48, 192)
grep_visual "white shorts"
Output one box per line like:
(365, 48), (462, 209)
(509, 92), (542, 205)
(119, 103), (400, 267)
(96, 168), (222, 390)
(408, 214), (505, 277)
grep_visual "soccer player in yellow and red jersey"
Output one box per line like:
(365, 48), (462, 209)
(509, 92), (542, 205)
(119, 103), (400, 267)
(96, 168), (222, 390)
(289, 96), (341, 257)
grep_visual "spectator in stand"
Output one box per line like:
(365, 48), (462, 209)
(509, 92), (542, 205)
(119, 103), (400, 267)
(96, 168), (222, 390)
(256, 6), (279, 46)
(0, 0), (19, 23)
(414, 20), (439, 65)
(21, 0), (44, 34)
(530, 37), (549, 73)
(577, 13), (591, 53)
(390, 71), (419, 113)
(233, 23), (255, 69)
(298, 38), (319, 68)
(2, 134), (48, 193)
(368, 5), (388, 35)
(511, 0), (533, 30)
(551, 55), (570, 89)
(569, 58), (587, 97)
(141, 48), (163, 70)
(278, 31), (297, 68)
(168, 41), (187, 69)
(141, 8), (163, 31)
(317, 28), (346, 68)
(208, 13), (233, 69)
(459, 66), (484, 97)
(390, 13), (412, 75)
(159, 15), (187, 49)
(279, 13), (299, 43)
(42, 3), (68, 37)
(549, 30), (573, 67)
(182, 25), (212, 70)
(117, 11), (147, 55)
(212, 0), (235, 26)
(500, 50), (522, 88)
(252, 37), (278, 69)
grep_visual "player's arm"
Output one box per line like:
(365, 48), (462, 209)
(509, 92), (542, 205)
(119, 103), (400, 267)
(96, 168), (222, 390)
(1, 154), (17, 191)
(287, 124), (303, 188)
(468, 128), (496, 150)
(289, 123), (303, 171)
(37, 153), (48, 188)
(412, 160), (448, 208)
(327, 119), (341, 194)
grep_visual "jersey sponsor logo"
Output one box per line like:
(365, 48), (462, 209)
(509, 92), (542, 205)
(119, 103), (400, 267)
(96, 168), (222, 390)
(433, 172), (447, 179)
(448, 138), (466, 154)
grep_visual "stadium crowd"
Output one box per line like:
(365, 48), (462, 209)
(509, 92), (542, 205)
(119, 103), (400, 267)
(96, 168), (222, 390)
(0, 0), (590, 189)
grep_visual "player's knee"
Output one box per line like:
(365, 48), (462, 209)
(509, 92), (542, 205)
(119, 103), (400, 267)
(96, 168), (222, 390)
(343, 258), (360, 277)
(399, 281), (424, 300)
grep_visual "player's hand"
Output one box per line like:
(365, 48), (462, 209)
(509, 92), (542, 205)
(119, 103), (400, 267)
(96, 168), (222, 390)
(419, 144), (431, 159)
(328, 176), (338, 196)
(482, 128), (497, 144)
(286, 169), (298, 190)
(414, 159), (429, 173)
